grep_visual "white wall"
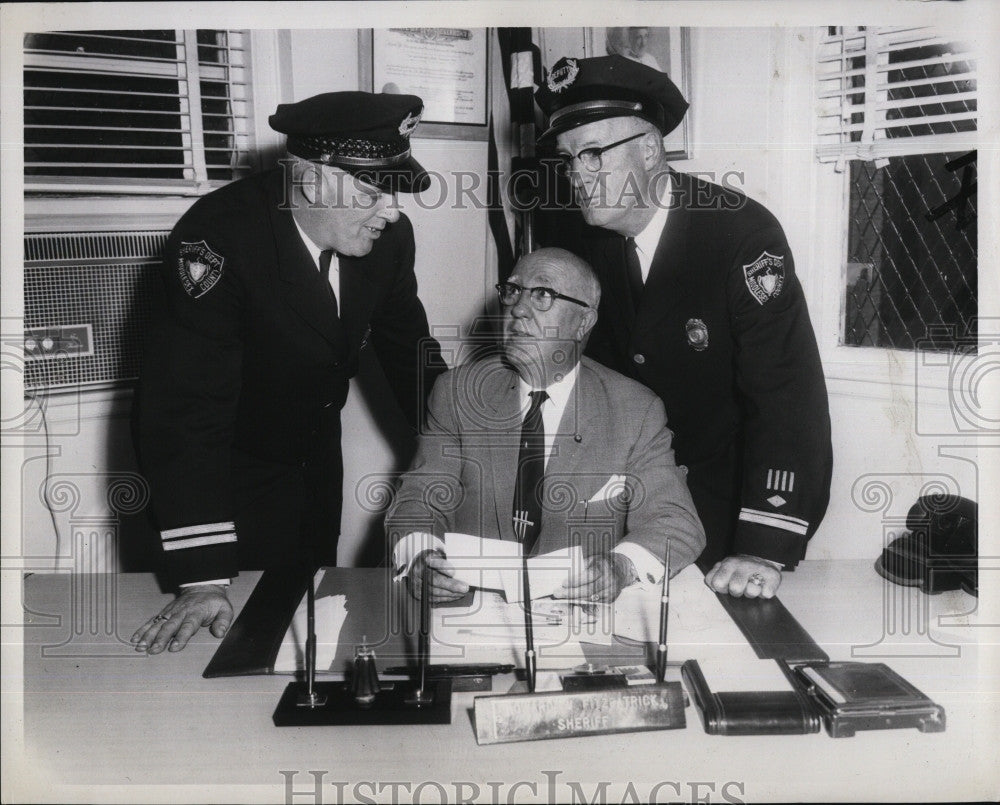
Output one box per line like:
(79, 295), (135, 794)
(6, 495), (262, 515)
(20, 27), (979, 571)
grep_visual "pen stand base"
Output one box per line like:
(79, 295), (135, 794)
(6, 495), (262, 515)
(273, 679), (452, 726)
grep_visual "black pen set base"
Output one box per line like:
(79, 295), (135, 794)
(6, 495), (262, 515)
(273, 679), (452, 726)
(295, 689), (329, 708)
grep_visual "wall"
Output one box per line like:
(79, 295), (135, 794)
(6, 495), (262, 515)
(19, 27), (978, 572)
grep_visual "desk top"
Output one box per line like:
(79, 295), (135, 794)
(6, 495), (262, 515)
(12, 561), (998, 803)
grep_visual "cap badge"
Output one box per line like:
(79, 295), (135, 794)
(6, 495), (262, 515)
(547, 58), (579, 93)
(399, 111), (421, 138)
(685, 318), (709, 351)
(742, 251), (786, 305)
(177, 240), (224, 299)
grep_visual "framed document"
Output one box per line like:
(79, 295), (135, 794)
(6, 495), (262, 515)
(535, 27), (692, 160)
(359, 28), (490, 141)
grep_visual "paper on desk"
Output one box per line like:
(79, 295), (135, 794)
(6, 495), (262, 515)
(273, 590), (347, 674)
(431, 589), (588, 670)
(443, 533), (583, 602)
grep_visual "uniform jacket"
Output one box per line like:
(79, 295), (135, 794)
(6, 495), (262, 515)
(134, 168), (443, 583)
(385, 356), (706, 573)
(556, 171), (833, 568)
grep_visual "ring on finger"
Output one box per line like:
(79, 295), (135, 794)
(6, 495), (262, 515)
(589, 592), (601, 602)
(153, 614), (170, 622)
(748, 573), (766, 587)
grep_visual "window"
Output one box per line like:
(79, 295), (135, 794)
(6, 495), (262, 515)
(817, 27), (977, 352)
(24, 29), (255, 194)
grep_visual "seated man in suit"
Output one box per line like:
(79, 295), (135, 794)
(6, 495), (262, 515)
(385, 247), (705, 602)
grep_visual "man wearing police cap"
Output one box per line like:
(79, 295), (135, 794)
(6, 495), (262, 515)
(131, 91), (444, 654)
(536, 55), (832, 599)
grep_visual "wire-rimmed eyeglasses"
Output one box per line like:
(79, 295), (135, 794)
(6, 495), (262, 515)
(495, 282), (591, 312)
(554, 131), (646, 175)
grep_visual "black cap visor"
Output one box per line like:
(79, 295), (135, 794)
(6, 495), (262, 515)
(340, 155), (430, 194)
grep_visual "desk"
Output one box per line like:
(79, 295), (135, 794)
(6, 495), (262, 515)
(16, 562), (998, 802)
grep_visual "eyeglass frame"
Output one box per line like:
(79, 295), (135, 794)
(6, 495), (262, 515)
(495, 281), (591, 312)
(554, 131), (647, 175)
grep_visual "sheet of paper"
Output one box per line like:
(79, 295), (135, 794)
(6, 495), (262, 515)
(273, 575), (348, 674)
(443, 531), (519, 591)
(443, 533), (583, 601)
(503, 546), (585, 602)
(431, 589), (587, 670)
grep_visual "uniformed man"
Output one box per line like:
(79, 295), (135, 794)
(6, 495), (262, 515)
(535, 56), (833, 598)
(131, 92), (444, 653)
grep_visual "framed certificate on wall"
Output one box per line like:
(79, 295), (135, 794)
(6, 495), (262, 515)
(359, 28), (490, 141)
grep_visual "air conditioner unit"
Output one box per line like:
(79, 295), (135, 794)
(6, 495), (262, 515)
(24, 230), (169, 391)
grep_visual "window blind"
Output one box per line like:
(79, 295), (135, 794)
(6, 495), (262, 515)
(816, 27), (977, 168)
(24, 29), (254, 194)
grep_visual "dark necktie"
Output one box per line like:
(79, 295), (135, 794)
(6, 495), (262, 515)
(625, 237), (644, 312)
(318, 249), (339, 317)
(513, 390), (547, 556)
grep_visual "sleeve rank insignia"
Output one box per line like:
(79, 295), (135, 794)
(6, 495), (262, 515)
(742, 251), (785, 305)
(177, 240), (225, 298)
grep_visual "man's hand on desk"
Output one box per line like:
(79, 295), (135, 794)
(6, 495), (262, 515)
(130, 584), (234, 654)
(552, 553), (636, 603)
(409, 551), (470, 603)
(704, 555), (782, 599)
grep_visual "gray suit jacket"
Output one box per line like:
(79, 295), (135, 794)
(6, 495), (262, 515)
(385, 355), (705, 573)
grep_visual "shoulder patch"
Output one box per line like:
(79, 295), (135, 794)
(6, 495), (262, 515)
(742, 251), (785, 305)
(177, 240), (225, 298)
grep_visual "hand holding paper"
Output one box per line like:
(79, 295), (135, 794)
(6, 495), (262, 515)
(410, 550), (469, 603)
(552, 552), (637, 603)
(441, 533), (584, 602)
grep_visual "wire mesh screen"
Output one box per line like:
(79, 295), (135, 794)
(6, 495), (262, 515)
(845, 152), (977, 351)
(24, 231), (168, 390)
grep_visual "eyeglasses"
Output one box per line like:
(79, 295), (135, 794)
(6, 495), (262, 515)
(495, 282), (590, 312)
(554, 132), (646, 175)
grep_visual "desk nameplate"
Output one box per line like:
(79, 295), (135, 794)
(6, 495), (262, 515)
(474, 681), (685, 744)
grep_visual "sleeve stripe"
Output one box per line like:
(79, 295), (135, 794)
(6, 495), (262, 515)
(162, 533), (238, 551)
(739, 508), (809, 535)
(161, 521), (236, 539)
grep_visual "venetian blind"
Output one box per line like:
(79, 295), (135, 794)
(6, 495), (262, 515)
(24, 29), (254, 194)
(816, 26), (977, 168)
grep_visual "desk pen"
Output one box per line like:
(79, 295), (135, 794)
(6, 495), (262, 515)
(655, 539), (671, 684)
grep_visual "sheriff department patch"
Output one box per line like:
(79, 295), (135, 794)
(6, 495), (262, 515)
(177, 240), (224, 299)
(742, 251), (785, 305)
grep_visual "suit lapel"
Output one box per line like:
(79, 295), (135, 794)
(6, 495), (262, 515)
(635, 171), (692, 332)
(337, 255), (378, 355)
(591, 232), (636, 349)
(264, 172), (345, 346)
(542, 363), (602, 535)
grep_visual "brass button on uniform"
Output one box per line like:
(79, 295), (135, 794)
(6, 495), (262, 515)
(633, 353), (646, 365)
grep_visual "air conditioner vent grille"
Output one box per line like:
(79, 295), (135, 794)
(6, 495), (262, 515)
(24, 230), (169, 390)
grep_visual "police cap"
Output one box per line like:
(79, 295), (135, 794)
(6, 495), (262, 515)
(269, 91), (429, 193)
(535, 55), (688, 142)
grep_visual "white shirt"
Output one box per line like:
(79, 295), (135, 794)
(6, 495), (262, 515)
(393, 365), (667, 585)
(632, 172), (673, 284)
(516, 365), (577, 470)
(292, 217), (341, 303)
